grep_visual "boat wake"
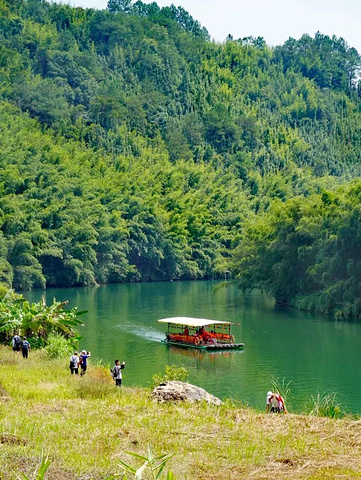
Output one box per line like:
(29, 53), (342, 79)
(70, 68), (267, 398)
(115, 324), (165, 343)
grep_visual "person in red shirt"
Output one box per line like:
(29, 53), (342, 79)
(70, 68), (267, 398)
(196, 327), (214, 344)
(266, 391), (288, 413)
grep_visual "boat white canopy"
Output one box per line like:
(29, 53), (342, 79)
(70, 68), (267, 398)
(158, 317), (231, 327)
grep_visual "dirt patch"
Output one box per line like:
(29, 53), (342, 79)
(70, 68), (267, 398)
(0, 383), (11, 401)
(0, 433), (27, 446)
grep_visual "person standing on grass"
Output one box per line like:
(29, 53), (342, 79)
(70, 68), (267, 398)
(21, 337), (31, 359)
(266, 391), (288, 413)
(111, 359), (125, 387)
(69, 351), (79, 375)
(79, 350), (91, 376)
(12, 333), (21, 353)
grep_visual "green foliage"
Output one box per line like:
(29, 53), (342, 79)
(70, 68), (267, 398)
(306, 392), (344, 419)
(270, 377), (292, 407)
(25, 335), (45, 350)
(0, 289), (85, 345)
(152, 365), (189, 386)
(232, 181), (361, 317)
(275, 33), (360, 92)
(119, 445), (175, 480)
(0, 284), (10, 299)
(44, 333), (74, 358)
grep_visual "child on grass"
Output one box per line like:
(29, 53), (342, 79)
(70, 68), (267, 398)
(111, 359), (125, 387)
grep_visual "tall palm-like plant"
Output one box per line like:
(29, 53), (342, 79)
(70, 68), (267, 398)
(0, 290), (24, 342)
(0, 290), (86, 345)
(21, 297), (86, 341)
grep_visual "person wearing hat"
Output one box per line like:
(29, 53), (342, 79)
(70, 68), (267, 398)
(79, 350), (91, 376)
(266, 391), (288, 413)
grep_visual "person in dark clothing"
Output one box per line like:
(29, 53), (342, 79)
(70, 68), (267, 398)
(21, 337), (30, 359)
(79, 350), (91, 376)
(12, 333), (21, 352)
(111, 359), (125, 387)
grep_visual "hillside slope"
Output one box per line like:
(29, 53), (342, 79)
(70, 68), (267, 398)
(0, 0), (360, 315)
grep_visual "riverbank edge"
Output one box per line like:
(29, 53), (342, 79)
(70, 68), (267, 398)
(0, 346), (360, 480)
(23, 281), (356, 321)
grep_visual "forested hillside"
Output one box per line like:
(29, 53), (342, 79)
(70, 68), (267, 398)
(0, 0), (361, 316)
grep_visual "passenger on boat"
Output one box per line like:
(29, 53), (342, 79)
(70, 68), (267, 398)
(196, 327), (214, 344)
(183, 327), (189, 335)
(202, 329), (212, 342)
(195, 326), (205, 337)
(266, 391), (288, 413)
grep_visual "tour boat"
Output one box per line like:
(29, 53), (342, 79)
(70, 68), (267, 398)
(158, 317), (244, 350)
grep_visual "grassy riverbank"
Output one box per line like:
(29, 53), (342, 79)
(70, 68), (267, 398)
(0, 346), (360, 479)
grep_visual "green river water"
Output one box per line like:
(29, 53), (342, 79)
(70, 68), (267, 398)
(24, 281), (361, 413)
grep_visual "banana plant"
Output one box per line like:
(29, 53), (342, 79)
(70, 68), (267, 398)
(0, 289), (86, 344)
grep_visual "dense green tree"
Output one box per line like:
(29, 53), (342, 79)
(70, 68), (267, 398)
(107, 0), (133, 13)
(232, 183), (361, 317)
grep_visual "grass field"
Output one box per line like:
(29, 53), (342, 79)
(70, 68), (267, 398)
(0, 346), (361, 479)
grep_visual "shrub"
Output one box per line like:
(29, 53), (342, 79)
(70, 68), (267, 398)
(73, 368), (115, 399)
(306, 392), (344, 418)
(45, 333), (73, 359)
(0, 284), (10, 299)
(152, 365), (189, 387)
(26, 336), (45, 350)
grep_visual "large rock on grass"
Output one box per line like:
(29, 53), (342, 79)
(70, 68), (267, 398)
(151, 381), (222, 405)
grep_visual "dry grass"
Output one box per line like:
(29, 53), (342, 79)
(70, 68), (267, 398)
(0, 345), (360, 479)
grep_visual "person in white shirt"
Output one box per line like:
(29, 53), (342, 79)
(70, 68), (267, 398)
(266, 391), (288, 413)
(111, 359), (125, 387)
(69, 351), (79, 375)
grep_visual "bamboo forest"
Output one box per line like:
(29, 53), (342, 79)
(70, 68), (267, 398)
(0, 0), (361, 318)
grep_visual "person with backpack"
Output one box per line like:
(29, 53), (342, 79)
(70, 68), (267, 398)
(79, 350), (91, 376)
(69, 351), (79, 375)
(21, 337), (31, 359)
(111, 359), (125, 387)
(12, 333), (21, 353)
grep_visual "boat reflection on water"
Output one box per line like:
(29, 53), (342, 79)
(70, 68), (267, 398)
(165, 343), (244, 370)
